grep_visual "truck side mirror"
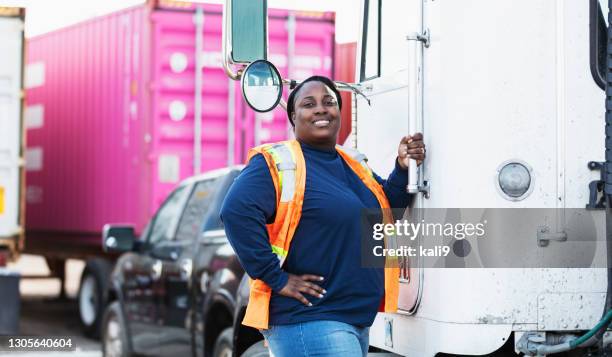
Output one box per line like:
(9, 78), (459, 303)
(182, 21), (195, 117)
(102, 225), (135, 253)
(241, 59), (283, 112)
(229, 0), (267, 63)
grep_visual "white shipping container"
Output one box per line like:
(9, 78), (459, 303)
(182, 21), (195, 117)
(0, 7), (25, 263)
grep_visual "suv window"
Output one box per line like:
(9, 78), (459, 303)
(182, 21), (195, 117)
(204, 210), (225, 232)
(175, 178), (220, 241)
(203, 171), (241, 232)
(147, 185), (189, 245)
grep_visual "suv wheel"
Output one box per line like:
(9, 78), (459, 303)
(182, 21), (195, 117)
(213, 327), (233, 357)
(101, 301), (130, 357)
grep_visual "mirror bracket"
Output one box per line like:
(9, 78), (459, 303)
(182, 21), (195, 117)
(223, 0), (266, 80)
(222, 0), (242, 80)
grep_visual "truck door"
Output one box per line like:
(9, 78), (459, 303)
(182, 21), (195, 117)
(123, 184), (190, 355)
(355, 0), (425, 312)
(154, 176), (223, 356)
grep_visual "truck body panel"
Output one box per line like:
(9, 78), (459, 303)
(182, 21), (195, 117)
(0, 7), (25, 262)
(352, 0), (608, 355)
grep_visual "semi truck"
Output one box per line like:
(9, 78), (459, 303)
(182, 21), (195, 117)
(222, 0), (612, 356)
(0, 6), (25, 267)
(23, 0), (349, 339)
(0, 5), (25, 336)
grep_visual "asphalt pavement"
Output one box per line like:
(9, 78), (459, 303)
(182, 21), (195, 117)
(4, 255), (102, 356)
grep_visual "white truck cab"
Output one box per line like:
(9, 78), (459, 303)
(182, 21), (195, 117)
(354, 0), (610, 356)
(223, 0), (611, 355)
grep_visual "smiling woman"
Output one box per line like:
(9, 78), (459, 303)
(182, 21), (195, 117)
(291, 88), (340, 146)
(286, 76), (342, 133)
(220, 76), (427, 356)
(291, 96), (339, 149)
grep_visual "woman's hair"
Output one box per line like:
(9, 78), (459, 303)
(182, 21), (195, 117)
(286, 75), (342, 127)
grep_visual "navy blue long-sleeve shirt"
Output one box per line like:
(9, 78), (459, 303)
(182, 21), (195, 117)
(220, 142), (410, 327)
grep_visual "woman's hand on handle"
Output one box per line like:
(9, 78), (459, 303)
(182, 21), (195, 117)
(398, 133), (426, 169)
(278, 274), (326, 306)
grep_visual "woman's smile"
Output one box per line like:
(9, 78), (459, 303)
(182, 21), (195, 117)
(312, 118), (332, 128)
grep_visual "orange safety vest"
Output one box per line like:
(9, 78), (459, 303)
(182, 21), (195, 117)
(242, 139), (400, 329)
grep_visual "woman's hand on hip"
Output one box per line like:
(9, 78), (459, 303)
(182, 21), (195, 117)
(398, 133), (426, 169)
(278, 274), (326, 306)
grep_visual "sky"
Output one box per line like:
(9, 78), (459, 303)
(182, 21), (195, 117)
(0, 0), (360, 43)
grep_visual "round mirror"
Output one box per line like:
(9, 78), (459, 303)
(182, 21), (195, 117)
(241, 59), (283, 112)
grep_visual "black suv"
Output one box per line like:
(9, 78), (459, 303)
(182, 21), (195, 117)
(100, 166), (250, 357)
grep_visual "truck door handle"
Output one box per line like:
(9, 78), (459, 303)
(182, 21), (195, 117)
(180, 258), (193, 281)
(151, 260), (162, 280)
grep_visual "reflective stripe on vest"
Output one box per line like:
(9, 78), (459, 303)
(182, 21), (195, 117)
(242, 140), (399, 329)
(265, 144), (297, 203)
(336, 145), (373, 177)
(263, 143), (297, 265)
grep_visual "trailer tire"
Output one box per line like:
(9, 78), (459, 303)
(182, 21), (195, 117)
(212, 327), (234, 357)
(78, 258), (112, 338)
(240, 341), (269, 357)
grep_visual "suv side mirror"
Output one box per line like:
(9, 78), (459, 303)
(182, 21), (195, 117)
(150, 244), (182, 261)
(229, 0), (267, 63)
(102, 225), (136, 253)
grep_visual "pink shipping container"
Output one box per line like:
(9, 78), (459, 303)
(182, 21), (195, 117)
(24, 1), (335, 258)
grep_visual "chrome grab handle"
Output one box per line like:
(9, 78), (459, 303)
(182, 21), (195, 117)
(405, 30), (430, 197)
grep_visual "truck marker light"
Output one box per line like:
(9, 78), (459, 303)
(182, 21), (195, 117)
(497, 161), (533, 200)
(0, 7), (21, 16)
(0, 186), (4, 214)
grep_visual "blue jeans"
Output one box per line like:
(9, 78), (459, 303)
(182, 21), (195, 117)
(259, 320), (369, 357)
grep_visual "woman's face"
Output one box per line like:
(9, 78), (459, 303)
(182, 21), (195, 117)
(292, 81), (341, 146)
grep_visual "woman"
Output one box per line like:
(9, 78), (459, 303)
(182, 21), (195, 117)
(220, 76), (426, 357)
